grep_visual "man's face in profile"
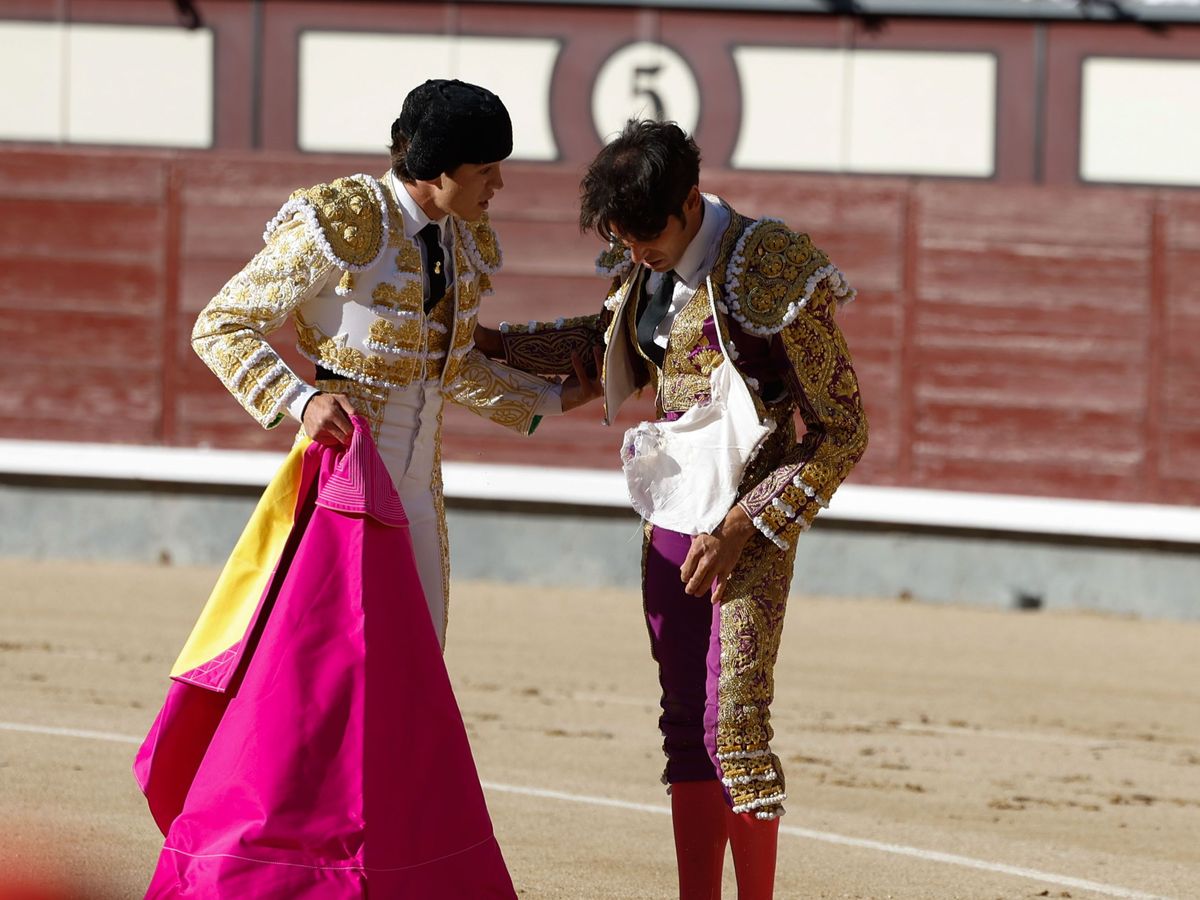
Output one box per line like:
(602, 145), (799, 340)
(431, 161), (505, 222)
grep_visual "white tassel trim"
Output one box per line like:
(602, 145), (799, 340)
(361, 340), (446, 359)
(263, 174), (388, 274)
(603, 279), (633, 312)
(750, 515), (790, 551)
(792, 472), (830, 509)
(370, 305), (422, 323)
(717, 748), (774, 762)
(244, 361), (287, 406)
(596, 244), (633, 278)
(231, 346), (275, 389)
(722, 771), (779, 787)
(500, 315), (589, 333)
(731, 792), (787, 815)
(295, 346), (418, 391)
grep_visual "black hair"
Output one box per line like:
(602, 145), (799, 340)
(579, 119), (701, 242)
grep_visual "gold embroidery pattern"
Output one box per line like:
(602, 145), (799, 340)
(394, 240), (421, 272)
(295, 318), (420, 389)
(371, 279), (423, 315)
(660, 284), (721, 415)
(192, 218), (335, 428)
(431, 402), (451, 646)
(732, 223), (830, 335)
(444, 350), (550, 434)
(456, 277), (479, 313)
(500, 315), (604, 375)
(714, 528), (799, 819)
(595, 242), (633, 278)
(456, 214), (502, 273)
(366, 316), (422, 355)
(739, 285), (868, 546)
(427, 292), (456, 381)
(286, 176), (386, 268)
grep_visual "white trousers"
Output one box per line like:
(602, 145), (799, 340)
(373, 381), (449, 646)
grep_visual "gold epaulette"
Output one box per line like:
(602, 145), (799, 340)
(263, 174), (388, 272)
(595, 242), (633, 279)
(724, 219), (855, 337)
(457, 213), (503, 275)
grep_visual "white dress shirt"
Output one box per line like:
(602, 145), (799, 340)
(390, 170), (454, 293)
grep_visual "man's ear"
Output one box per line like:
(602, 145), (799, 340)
(685, 185), (701, 212)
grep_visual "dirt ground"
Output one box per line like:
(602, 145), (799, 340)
(0, 558), (1197, 899)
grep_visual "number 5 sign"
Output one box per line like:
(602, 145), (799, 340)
(591, 41), (701, 142)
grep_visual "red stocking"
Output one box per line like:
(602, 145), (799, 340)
(670, 780), (729, 899)
(726, 808), (779, 900)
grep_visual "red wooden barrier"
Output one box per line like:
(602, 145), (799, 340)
(1, 146), (1197, 506)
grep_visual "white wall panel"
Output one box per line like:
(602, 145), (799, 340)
(67, 24), (212, 147)
(732, 46), (995, 177)
(0, 22), (64, 141)
(730, 47), (845, 170)
(1081, 57), (1200, 186)
(847, 50), (995, 176)
(299, 32), (559, 161)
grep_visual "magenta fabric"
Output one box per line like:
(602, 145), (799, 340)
(643, 524), (725, 788)
(135, 417), (516, 898)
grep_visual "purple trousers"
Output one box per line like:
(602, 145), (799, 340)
(643, 525), (725, 785)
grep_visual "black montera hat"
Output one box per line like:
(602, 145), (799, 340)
(393, 79), (513, 180)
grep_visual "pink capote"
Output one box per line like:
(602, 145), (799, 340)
(134, 417), (516, 898)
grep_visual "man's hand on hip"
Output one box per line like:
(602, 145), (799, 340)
(680, 503), (757, 604)
(302, 392), (356, 446)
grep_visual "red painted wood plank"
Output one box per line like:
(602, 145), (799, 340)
(0, 148), (167, 202)
(0, 258), (160, 314)
(0, 198), (164, 262)
(0, 308), (160, 366)
(1, 367), (161, 444)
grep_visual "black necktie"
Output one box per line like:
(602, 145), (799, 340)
(416, 222), (446, 313)
(636, 269), (676, 368)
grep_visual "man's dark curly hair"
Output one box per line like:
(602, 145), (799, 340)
(579, 119), (701, 242)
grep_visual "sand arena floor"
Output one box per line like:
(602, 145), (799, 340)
(1, 559), (1197, 899)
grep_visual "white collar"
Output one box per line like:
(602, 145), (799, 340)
(674, 194), (728, 289)
(388, 170), (450, 242)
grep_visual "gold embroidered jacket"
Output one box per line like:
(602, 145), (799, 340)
(192, 173), (554, 434)
(499, 202), (868, 550)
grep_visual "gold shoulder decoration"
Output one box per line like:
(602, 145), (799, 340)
(455, 213), (503, 275)
(263, 174), (388, 286)
(595, 242), (633, 279)
(724, 219), (855, 337)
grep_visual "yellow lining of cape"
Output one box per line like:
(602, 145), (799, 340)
(171, 439), (311, 678)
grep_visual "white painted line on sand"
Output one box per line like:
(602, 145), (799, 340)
(564, 696), (1126, 748)
(482, 782), (1170, 900)
(892, 722), (1120, 748)
(0, 720), (1171, 900)
(0, 720), (142, 744)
